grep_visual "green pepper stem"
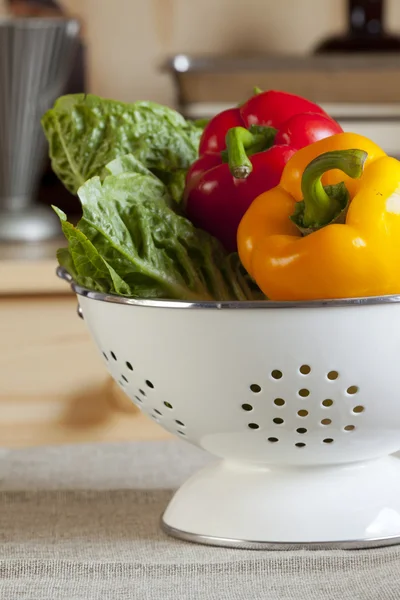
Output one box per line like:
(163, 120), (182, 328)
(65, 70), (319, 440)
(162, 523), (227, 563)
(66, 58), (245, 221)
(225, 125), (277, 178)
(193, 118), (209, 129)
(237, 87), (263, 107)
(301, 149), (368, 227)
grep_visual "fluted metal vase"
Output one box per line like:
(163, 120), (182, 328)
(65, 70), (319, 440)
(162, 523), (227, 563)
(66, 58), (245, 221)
(0, 18), (79, 242)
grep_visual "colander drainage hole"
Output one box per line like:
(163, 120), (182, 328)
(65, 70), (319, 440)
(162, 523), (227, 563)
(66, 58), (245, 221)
(298, 409), (308, 417)
(164, 402), (173, 409)
(299, 389), (310, 397)
(327, 371), (339, 380)
(321, 418), (332, 425)
(153, 409), (162, 416)
(139, 389), (146, 397)
(103, 352), (108, 361)
(296, 427), (307, 434)
(126, 362), (133, 371)
(322, 399), (334, 407)
(323, 438), (334, 444)
(110, 351), (117, 361)
(250, 384), (261, 393)
(177, 430), (186, 436)
(299, 365), (311, 375)
(134, 396), (143, 403)
(295, 443), (306, 448)
(175, 420), (185, 426)
(271, 370), (283, 380)
(344, 425), (355, 431)
(274, 398), (285, 407)
(347, 385), (359, 395)
(146, 380), (154, 389)
(268, 437), (279, 443)
(121, 375), (128, 383)
(273, 418), (284, 425)
(353, 405), (365, 413)
(248, 423), (260, 430)
(242, 404), (253, 411)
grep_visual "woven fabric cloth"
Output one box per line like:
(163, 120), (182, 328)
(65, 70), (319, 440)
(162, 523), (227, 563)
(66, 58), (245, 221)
(0, 441), (400, 600)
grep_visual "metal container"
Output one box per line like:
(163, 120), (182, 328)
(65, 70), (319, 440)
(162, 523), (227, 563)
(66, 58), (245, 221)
(0, 17), (79, 242)
(58, 266), (400, 550)
(167, 53), (400, 157)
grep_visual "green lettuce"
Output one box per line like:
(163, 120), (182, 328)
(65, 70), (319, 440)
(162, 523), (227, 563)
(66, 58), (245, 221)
(55, 155), (263, 301)
(41, 94), (202, 202)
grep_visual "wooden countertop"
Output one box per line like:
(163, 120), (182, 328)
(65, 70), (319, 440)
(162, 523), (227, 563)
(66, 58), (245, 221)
(0, 240), (172, 448)
(0, 238), (71, 295)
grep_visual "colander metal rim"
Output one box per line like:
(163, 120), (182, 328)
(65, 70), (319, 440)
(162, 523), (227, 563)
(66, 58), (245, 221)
(57, 267), (400, 310)
(161, 518), (400, 550)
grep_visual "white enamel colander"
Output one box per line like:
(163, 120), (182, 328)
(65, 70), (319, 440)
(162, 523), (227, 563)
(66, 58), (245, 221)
(58, 266), (400, 550)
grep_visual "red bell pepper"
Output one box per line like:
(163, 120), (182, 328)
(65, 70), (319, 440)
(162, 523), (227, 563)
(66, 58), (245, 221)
(184, 90), (343, 252)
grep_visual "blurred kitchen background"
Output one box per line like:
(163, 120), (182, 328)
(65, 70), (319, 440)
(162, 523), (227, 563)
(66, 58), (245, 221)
(2, 0), (400, 447)
(4, 0), (400, 235)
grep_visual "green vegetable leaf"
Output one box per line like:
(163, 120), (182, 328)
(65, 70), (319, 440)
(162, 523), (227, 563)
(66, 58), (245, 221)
(106, 153), (156, 178)
(41, 94), (202, 201)
(55, 156), (264, 301)
(54, 206), (131, 294)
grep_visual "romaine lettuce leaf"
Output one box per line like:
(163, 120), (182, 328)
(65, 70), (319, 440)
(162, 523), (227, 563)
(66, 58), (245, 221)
(55, 155), (263, 301)
(42, 94), (202, 201)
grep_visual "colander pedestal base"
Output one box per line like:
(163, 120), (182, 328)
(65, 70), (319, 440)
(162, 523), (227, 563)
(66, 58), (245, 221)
(162, 455), (400, 549)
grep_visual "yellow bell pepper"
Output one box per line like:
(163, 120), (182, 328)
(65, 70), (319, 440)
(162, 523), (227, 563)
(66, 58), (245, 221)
(237, 132), (400, 301)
